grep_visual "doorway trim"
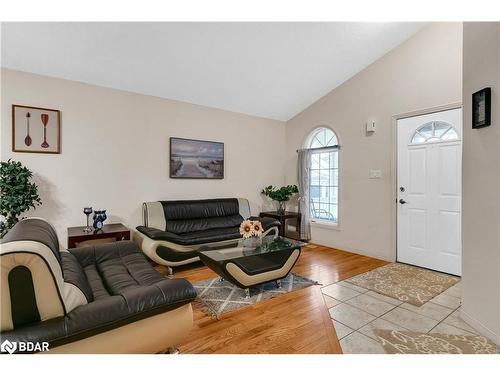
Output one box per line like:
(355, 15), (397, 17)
(389, 102), (462, 262)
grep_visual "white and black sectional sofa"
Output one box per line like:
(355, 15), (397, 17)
(0, 218), (196, 353)
(134, 198), (280, 273)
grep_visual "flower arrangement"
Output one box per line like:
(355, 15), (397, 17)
(239, 219), (264, 239)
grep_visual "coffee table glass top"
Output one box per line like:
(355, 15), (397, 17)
(198, 236), (302, 262)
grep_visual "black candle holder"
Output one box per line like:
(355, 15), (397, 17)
(83, 207), (93, 233)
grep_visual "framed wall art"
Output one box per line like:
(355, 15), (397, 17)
(169, 137), (224, 179)
(472, 88), (491, 129)
(12, 104), (61, 154)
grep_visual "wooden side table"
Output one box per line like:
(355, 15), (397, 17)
(259, 211), (302, 240)
(67, 223), (130, 249)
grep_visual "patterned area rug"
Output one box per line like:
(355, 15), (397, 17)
(375, 329), (500, 354)
(345, 263), (459, 306)
(194, 273), (318, 318)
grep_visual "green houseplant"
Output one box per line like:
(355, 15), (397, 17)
(0, 159), (42, 238)
(261, 185), (299, 214)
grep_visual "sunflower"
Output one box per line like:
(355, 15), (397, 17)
(252, 221), (263, 236)
(239, 220), (254, 238)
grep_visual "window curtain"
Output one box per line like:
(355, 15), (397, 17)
(297, 149), (312, 241)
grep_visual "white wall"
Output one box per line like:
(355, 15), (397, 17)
(0, 69), (286, 243)
(461, 22), (500, 345)
(285, 23), (463, 261)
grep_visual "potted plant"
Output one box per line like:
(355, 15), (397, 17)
(0, 159), (42, 238)
(261, 185), (299, 214)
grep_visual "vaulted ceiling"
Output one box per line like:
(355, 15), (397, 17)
(1, 22), (425, 121)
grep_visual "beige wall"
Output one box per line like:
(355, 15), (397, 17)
(0, 69), (286, 242)
(285, 23), (463, 260)
(461, 22), (500, 345)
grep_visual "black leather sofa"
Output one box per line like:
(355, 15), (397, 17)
(0, 218), (196, 353)
(134, 198), (280, 273)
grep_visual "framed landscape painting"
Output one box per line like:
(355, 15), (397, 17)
(12, 104), (61, 154)
(170, 137), (224, 179)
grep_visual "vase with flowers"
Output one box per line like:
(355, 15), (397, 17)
(239, 219), (264, 248)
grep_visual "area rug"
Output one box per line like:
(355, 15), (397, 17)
(345, 263), (459, 306)
(374, 329), (500, 354)
(194, 273), (318, 318)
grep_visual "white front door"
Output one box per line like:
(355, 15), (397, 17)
(397, 108), (462, 276)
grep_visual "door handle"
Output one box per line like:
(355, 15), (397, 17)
(399, 199), (408, 204)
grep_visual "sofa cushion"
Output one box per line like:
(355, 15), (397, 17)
(137, 225), (242, 246)
(166, 214), (243, 234)
(161, 198), (240, 220)
(161, 199), (244, 234)
(68, 241), (191, 295)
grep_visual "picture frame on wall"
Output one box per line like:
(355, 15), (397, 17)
(12, 104), (61, 153)
(472, 88), (491, 129)
(169, 137), (224, 179)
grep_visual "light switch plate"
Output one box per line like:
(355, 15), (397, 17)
(366, 120), (376, 133)
(369, 169), (382, 179)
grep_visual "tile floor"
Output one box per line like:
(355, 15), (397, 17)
(321, 279), (476, 353)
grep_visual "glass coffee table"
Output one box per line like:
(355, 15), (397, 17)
(198, 236), (303, 298)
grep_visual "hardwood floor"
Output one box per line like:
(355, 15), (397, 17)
(157, 243), (387, 354)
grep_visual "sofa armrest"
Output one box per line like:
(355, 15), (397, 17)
(249, 216), (281, 230)
(0, 278), (196, 352)
(61, 251), (94, 303)
(136, 226), (181, 242)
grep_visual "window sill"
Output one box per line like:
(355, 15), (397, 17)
(310, 220), (340, 231)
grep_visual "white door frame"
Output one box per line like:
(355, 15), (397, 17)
(390, 102), (462, 264)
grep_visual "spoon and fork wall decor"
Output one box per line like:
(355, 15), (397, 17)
(40, 113), (50, 148)
(24, 112), (32, 146)
(12, 104), (61, 154)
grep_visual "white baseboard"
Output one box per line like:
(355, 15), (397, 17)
(309, 241), (394, 263)
(460, 309), (500, 346)
(342, 247), (394, 263)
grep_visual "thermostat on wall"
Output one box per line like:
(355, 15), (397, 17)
(366, 119), (376, 133)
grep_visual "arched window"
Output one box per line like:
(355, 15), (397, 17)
(410, 121), (459, 144)
(308, 127), (339, 223)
